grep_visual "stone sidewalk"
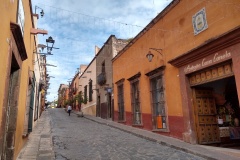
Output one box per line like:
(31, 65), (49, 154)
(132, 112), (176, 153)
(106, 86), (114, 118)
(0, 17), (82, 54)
(17, 110), (54, 160)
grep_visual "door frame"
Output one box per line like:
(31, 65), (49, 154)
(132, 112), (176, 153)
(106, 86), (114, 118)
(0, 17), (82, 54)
(1, 23), (27, 159)
(192, 87), (220, 144)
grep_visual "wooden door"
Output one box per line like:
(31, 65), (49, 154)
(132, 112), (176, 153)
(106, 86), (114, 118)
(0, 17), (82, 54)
(193, 88), (220, 144)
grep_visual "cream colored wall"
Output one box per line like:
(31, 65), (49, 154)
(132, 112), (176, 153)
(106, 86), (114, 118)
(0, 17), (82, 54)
(32, 14), (41, 128)
(80, 59), (97, 116)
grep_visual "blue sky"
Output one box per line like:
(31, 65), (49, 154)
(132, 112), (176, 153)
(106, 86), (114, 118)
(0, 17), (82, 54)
(31, 0), (173, 102)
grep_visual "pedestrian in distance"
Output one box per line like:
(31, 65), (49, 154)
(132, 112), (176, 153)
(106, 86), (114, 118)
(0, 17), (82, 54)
(67, 104), (72, 116)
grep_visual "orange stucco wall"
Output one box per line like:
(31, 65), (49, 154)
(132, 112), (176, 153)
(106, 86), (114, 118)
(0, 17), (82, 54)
(0, 0), (19, 157)
(0, 0), (35, 159)
(14, 0), (35, 157)
(0, 0), (19, 128)
(113, 0), (240, 135)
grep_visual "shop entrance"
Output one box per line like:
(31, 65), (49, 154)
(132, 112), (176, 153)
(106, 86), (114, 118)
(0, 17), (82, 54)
(192, 88), (220, 144)
(192, 76), (240, 146)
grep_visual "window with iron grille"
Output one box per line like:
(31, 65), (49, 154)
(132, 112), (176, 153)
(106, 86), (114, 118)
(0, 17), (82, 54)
(131, 80), (141, 125)
(89, 79), (92, 102)
(150, 75), (166, 129)
(102, 61), (105, 73)
(116, 79), (125, 121)
(84, 85), (87, 101)
(128, 72), (141, 125)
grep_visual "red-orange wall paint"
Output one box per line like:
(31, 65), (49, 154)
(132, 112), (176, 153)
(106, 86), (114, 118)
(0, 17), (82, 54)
(113, 0), (240, 141)
(114, 111), (184, 139)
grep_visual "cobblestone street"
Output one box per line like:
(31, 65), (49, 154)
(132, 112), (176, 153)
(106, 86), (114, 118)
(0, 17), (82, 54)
(50, 109), (205, 160)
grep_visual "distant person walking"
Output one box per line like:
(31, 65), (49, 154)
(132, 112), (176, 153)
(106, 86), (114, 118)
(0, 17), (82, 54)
(67, 105), (72, 116)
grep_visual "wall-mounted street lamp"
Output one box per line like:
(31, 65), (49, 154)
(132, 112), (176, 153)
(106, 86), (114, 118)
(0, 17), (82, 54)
(46, 36), (56, 52)
(38, 43), (59, 53)
(35, 6), (44, 18)
(46, 76), (55, 82)
(34, 43), (54, 55)
(146, 48), (163, 62)
(38, 44), (47, 52)
(34, 51), (53, 55)
(30, 6), (47, 35)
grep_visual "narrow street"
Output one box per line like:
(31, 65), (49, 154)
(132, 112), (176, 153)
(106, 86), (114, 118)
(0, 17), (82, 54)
(49, 108), (205, 160)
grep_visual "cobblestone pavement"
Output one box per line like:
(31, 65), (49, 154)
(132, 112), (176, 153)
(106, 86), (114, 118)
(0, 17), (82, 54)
(50, 109), (206, 160)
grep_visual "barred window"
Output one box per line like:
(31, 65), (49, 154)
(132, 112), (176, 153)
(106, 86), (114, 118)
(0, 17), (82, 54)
(146, 66), (167, 130)
(102, 61), (105, 73)
(128, 72), (141, 125)
(118, 84), (124, 121)
(116, 78), (125, 121)
(84, 85), (87, 101)
(151, 75), (166, 129)
(89, 79), (92, 102)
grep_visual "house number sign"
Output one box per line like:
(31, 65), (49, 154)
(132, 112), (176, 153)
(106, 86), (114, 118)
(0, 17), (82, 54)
(192, 8), (208, 35)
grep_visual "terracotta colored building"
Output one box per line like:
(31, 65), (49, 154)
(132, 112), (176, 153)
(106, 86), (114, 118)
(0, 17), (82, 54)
(69, 72), (80, 110)
(58, 84), (69, 107)
(112, 0), (240, 146)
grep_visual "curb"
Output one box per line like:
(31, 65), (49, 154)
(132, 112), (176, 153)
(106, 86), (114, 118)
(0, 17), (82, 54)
(79, 113), (239, 160)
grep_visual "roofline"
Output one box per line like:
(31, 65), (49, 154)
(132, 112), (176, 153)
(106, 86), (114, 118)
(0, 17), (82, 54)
(79, 56), (96, 79)
(79, 35), (128, 79)
(112, 0), (180, 62)
(95, 35), (116, 57)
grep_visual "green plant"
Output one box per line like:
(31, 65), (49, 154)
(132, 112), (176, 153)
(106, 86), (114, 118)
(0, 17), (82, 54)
(75, 92), (83, 104)
(83, 97), (88, 104)
(79, 92), (88, 104)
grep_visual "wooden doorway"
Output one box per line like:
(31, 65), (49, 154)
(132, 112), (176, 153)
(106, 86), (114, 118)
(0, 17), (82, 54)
(2, 54), (21, 159)
(192, 88), (220, 144)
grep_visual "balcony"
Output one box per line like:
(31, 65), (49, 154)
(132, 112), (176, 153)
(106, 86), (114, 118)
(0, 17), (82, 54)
(97, 72), (106, 86)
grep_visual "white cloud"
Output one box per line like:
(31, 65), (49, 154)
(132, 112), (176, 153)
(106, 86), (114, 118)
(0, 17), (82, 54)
(32, 0), (172, 102)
